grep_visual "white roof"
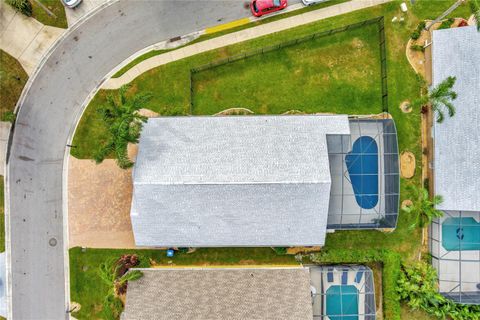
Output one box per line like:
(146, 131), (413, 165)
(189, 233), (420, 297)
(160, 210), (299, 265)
(432, 26), (480, 211)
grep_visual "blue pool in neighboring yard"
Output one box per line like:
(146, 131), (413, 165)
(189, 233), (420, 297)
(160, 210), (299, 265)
(442, 217), (480, 251)
(345, 136), (379, 209)
(326, 285), (359, 320)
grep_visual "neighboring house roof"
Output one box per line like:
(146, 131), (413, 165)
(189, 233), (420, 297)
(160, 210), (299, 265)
(131, 115), (350, 247)
(122, 268), (313, 320)
(432, 26), (480, 212)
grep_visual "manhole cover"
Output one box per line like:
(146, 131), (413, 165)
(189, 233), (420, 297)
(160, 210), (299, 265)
(49, 238), (57, 247)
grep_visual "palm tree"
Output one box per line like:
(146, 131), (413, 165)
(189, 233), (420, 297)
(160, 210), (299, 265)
(99, 258), (143, 320)
(402, 185), (444, 229)
(413, 76), (457, 123)
(94, 84), (152, 169)
(471, 0), (480, 31)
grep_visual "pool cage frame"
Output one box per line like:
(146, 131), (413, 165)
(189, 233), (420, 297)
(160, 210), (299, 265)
(309, 265), (376, 320)
(326, 117), (400, 230)
(429, 211), (480, 304)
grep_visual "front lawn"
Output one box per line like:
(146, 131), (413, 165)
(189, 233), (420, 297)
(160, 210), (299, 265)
(0, 50), (28, 121)
(31, 0), (68, 29)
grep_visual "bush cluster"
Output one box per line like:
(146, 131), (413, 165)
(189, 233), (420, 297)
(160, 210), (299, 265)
(411, 21), (426, 40)
(438, 18), (455, 30)
(410, 44), (425, 52)
(398, 262), (480, 320)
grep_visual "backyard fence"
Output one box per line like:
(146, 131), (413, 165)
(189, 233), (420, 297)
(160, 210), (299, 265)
(190, 16), (388, 114)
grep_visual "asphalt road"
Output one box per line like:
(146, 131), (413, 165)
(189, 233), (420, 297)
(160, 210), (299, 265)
(7, 1), (302, 318)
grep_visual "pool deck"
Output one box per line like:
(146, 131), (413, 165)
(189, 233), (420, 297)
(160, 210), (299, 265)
(328, 120), (387, 226)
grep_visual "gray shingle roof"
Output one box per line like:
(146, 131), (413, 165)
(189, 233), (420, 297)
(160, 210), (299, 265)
(432, 26), (480, 211)
(131, 115), (350, 247)
(122, 268), (313, 320)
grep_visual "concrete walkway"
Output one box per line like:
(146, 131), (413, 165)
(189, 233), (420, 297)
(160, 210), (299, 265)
(102, 0), (391, 90)
(0, 1), (65, 75)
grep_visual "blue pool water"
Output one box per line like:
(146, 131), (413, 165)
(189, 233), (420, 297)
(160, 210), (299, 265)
(345, 136), (379, 209)
(442, 217), (480, 251)
(326, 285), (359, 320)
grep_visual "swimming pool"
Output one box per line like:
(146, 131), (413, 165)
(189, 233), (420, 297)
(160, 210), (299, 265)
(326, 285), (359, 320)
(442, 217), (480, 251)
(345, 136), (379, 209)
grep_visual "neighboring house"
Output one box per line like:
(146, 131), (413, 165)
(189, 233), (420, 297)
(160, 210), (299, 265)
(429, 26), (480, 304)
(122, 267), (314, 320)
(121, 266), (377, 320)
(130, 115), (399, 247)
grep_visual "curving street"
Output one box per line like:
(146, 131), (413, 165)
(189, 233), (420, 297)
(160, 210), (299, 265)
(7, 1), (265, 318)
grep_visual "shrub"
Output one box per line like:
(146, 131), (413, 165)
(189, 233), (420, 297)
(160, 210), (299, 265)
(398, 262), (480, 320)
(410, 30), (421, 40)
(5, 0), (32, 17)
(410, 21), (427, 40)
(410, 44), (425, 52)
(438, 18), (455, 30)
(272, 247), (287, 255)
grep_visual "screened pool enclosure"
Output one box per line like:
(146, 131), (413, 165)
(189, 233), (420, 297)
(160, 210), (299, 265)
(327, 118), (400, 230)
(309, 265), (376, 319)
(430, 211), (480, 304)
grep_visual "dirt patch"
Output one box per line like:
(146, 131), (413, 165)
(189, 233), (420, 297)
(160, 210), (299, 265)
(286, 247), (322, 255)
(401, 199), (413, 210)
(214, 108), (254, 116)
(68, 156), (136, 248)
(351, 37), (365, 49)
(400, 100), (412, 113)
(400, 151), (416, 179)
(137, 108), (159, 118)
(238, 260), (257, 265)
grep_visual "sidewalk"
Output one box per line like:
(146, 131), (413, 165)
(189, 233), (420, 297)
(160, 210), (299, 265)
(102, 0), (391, 90)
(0, 1), (64, 75)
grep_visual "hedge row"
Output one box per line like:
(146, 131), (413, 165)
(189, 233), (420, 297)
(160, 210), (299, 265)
(309, 249), (402, 320)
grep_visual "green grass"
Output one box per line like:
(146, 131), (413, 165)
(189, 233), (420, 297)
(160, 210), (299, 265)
(0, 50), (28, 121)
(110, 0), (350, 78)
(69, 0), (473, 319)
(192, 22), (382, 115)
(69, 247), (298, 319)
(31, 0), (68, 28)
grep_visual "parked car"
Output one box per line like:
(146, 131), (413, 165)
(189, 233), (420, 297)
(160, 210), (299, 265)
(301, 0), (329, 6)
(250, 0), (287, 17)
(62, 0), (82, 9)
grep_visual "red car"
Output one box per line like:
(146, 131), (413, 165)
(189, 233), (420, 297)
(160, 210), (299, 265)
(250, 0), (287, 17)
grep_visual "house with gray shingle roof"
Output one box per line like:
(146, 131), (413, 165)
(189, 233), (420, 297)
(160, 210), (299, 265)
(121, 267), (313, 320)
(429, 26), (480, 305)
(131, 114), (400, 247)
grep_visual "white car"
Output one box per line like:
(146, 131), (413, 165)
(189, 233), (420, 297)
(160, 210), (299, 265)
(62, 0), (82, 8)
(301, 0), (330, 6)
